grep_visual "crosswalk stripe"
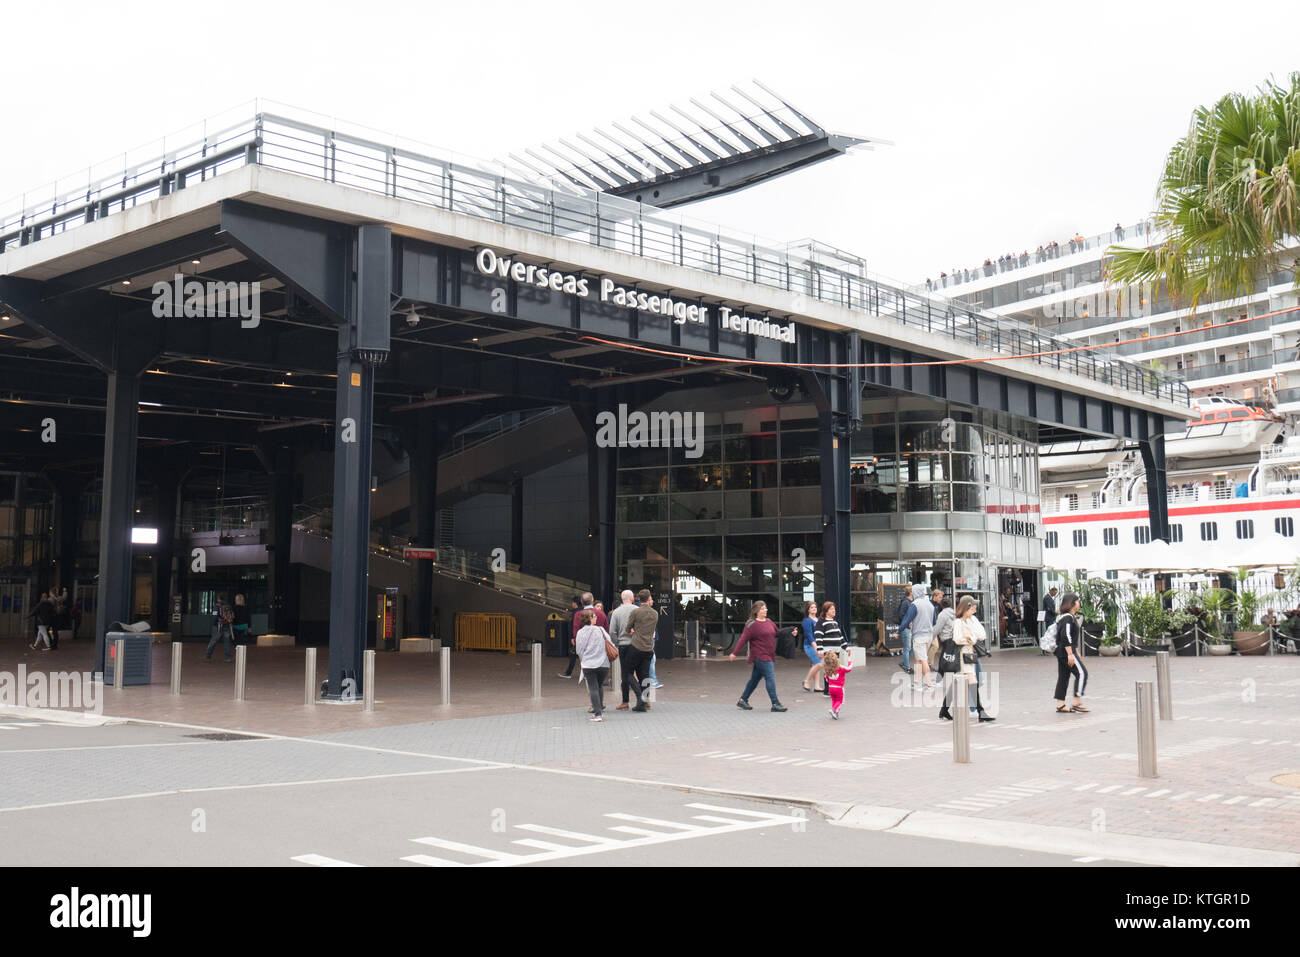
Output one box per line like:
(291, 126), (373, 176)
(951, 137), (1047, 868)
(513, 824), (616, 845)
(1120, 787), (1147, 796)
(1222, 796), (1248, 805)
(411, 836), (522, 861)
(605, 813), (704, 831)
(292, 853), (362, 867)
(1169, 793), (1194, 801)
(401, 853), (465, 867)
(1197, 794), (1224, 802)
(1144, 789), (1171, 798)
(1074, 783), (1100, 792)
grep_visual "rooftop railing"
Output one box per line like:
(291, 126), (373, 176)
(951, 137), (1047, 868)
(0, 107), (1188, 407)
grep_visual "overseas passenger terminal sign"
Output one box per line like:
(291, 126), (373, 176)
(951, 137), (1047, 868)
(470, 246), (797, 349)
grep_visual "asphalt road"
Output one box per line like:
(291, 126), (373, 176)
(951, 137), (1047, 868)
(0, 717), (1125, 866)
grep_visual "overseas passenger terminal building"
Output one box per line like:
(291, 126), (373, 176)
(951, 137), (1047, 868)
(0, 92), (1189, 692)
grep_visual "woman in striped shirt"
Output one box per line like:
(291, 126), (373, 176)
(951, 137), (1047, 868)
(814, 601), (848, 697)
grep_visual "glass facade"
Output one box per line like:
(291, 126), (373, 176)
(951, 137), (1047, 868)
(614, 390), (1042, 650)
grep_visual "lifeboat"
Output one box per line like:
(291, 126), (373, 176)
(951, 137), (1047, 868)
(1039, 438), (1126, 473)
(1163, 398), (1283, 459)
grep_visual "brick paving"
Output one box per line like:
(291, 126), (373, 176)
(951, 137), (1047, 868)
(4, 636), (1299, 853)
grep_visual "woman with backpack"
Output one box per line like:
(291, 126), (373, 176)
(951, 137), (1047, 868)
(1052, 593), (1090, 714)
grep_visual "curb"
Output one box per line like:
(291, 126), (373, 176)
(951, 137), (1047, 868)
(828, 803), (1300, 867)
(0, 705), (124, 727)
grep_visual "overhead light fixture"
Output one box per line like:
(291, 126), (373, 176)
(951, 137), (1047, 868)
(121, 280), (131, 286)
(191, 259), (201, 265)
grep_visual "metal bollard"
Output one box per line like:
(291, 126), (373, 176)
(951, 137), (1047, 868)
(531, 642), (542, 699)
(363, 649), (375, 713)
(304, 647), (316, 706)
(234, 644), (247, 701)
(1136, 680), (1158, 778)
(440, 646), (450, 706)
(1155, 651), (1173, 720)
(952, 677), (970, 763)
(170, 641), (183, 695)
(610, 654), (621, 698)
(113, 638), (125, 691)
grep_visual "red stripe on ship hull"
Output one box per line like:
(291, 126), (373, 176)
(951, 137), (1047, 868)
(1044, 498), (1300, 524)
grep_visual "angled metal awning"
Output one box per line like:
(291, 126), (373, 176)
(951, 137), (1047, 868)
(500, 80), (883, 209)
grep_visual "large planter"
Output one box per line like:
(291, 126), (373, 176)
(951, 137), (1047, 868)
(1082, 622), (1103, 657)
(1099, 644), (1122, 657)
(1207, 643), (1233, 656)
(1171, 627), (1198, 657)
(1233, 630), (1269, 656)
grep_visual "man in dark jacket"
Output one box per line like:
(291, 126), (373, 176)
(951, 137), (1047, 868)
(624, 590), (657, 712)
(31, 591), (55, 651)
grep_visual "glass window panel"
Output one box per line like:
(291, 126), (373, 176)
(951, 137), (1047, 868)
(669, 492), (723, 521)
(779, 486), (820, 515)
(670, 437), (721, 465)
(671, 464), (724, 493)
(670, 536), (722, 563)
(723, 564), (780, 589)
(723, 489), (779, 519)
(725, 534), (779, 562)
(618, 445), (669, 469)
(617, 469), (667, 495)
(780, 533), (825, 560)
(617, 538), (669, 563)
(780, 457), (820, 487)
(724, 433), (778, 462)
(617, 495), (667, 522)
(779, 430), (820, 459)
(723, 462), (777, 490)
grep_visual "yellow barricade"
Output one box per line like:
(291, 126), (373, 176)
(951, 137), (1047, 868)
(454, 613), (517, 654)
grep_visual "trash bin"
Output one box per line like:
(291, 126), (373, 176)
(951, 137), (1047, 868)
(104, 632), (163, 686)
(544, 617), (571, 658)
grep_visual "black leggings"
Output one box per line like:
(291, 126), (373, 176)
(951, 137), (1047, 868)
(583, 667), (608, 716)
(1054, 655), (1088, 700)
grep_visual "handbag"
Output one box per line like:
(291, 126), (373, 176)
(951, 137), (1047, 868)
(936, 638), (960, 674)
(605, 638), (619, 661)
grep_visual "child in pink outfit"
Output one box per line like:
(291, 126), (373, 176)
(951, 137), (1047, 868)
(823, 651), (853, 718)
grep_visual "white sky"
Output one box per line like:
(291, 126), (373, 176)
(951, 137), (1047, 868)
(3, 0), (1295, 284)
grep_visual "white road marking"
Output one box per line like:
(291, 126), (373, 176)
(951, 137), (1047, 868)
(291, 854), (361, 867)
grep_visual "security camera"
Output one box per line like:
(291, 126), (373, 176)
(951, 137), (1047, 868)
(405, 312), (420, 328)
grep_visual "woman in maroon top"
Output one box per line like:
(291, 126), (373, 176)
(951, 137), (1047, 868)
(729, 600), (787, 712)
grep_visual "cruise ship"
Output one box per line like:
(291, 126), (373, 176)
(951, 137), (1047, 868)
(922, 222), (1300, 595)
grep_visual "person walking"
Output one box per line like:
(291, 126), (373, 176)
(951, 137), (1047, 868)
(573, 608), (611, 722)
(931, 598), (955, 676)
(232, 594), (251, 645)
(609, 589), (637, 710)
(1041, 586), (1059, 657)
(624, 589), (657, 712)
(897, 589), (915, 675)
(939, 596), (994, 722)
(822, 649), (854, 719)
(560, 592), (607, 679)
(907, 584), (937, 690)
(1053, 593), (1090, 714)
(814, 601), (848, 697)
(204, 595), (234, 662)
(30, 590), (55, 651)
(730, 600), (785, 712)
(799, 600), (823, 692)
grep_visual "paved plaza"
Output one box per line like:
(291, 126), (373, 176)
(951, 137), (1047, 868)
(2, 637), (1298, 864)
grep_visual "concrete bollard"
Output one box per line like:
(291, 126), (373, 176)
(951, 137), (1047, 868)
(952, 678), (971, 763)
(304, 647), (316, 706)
(531, 643), (542, 699)
(363, 649), (375, 713)
(1155, 651), (1173, 720)
(113, 638), (125, 691)
(440, 646), (450, 706)
(234, 644), (247, 701)
(170, 641), (183, 695)
(610, 655), (621, 697)
(1136, 680), (1158, 778)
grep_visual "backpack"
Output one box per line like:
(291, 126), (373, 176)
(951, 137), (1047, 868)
(220, 604), (235, 624)
(1039, 621), (1057, 653)
(776, 627), (799, 659)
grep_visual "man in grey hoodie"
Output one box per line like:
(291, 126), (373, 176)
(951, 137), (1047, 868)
(908, 583), (936, 690)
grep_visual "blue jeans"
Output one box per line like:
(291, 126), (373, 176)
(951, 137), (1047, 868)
(740, 659), (778, 704)
(971, 657), (983, 712)
(900, 627), (913, 670)
(648, 652), (658, 683)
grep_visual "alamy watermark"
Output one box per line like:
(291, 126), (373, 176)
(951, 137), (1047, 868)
(1042, 273), (1152, 321)
(595, 404), (704, 459)
(151, 273), (261, 328)
(0, 665), (101, 712)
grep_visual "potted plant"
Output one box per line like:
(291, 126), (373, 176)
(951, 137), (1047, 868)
(1232, 572), (1268, 656)
(1167, 603), (1200, 657)
(1125, 592), (1169, 656)
(1099, 629), (1123, 657)
(1200, 586), (1233, 655)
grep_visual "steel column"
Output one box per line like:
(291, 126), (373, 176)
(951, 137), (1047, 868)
(409, 407), (440, 638)
(325, 338), (376, 699)
(819, 408), (852, 629)
(93, 370), (141, 675)
(1138, 430), (1170, 543)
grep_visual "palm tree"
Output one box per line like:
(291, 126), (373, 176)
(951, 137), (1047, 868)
(1107, 73), (1300, 308)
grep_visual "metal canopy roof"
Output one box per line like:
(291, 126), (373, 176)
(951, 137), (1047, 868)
(502, 81), (880, 209)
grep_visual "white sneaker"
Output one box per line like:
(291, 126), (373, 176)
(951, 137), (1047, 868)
(589, 715), (603, 722)
(829, 709), (839, 720)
